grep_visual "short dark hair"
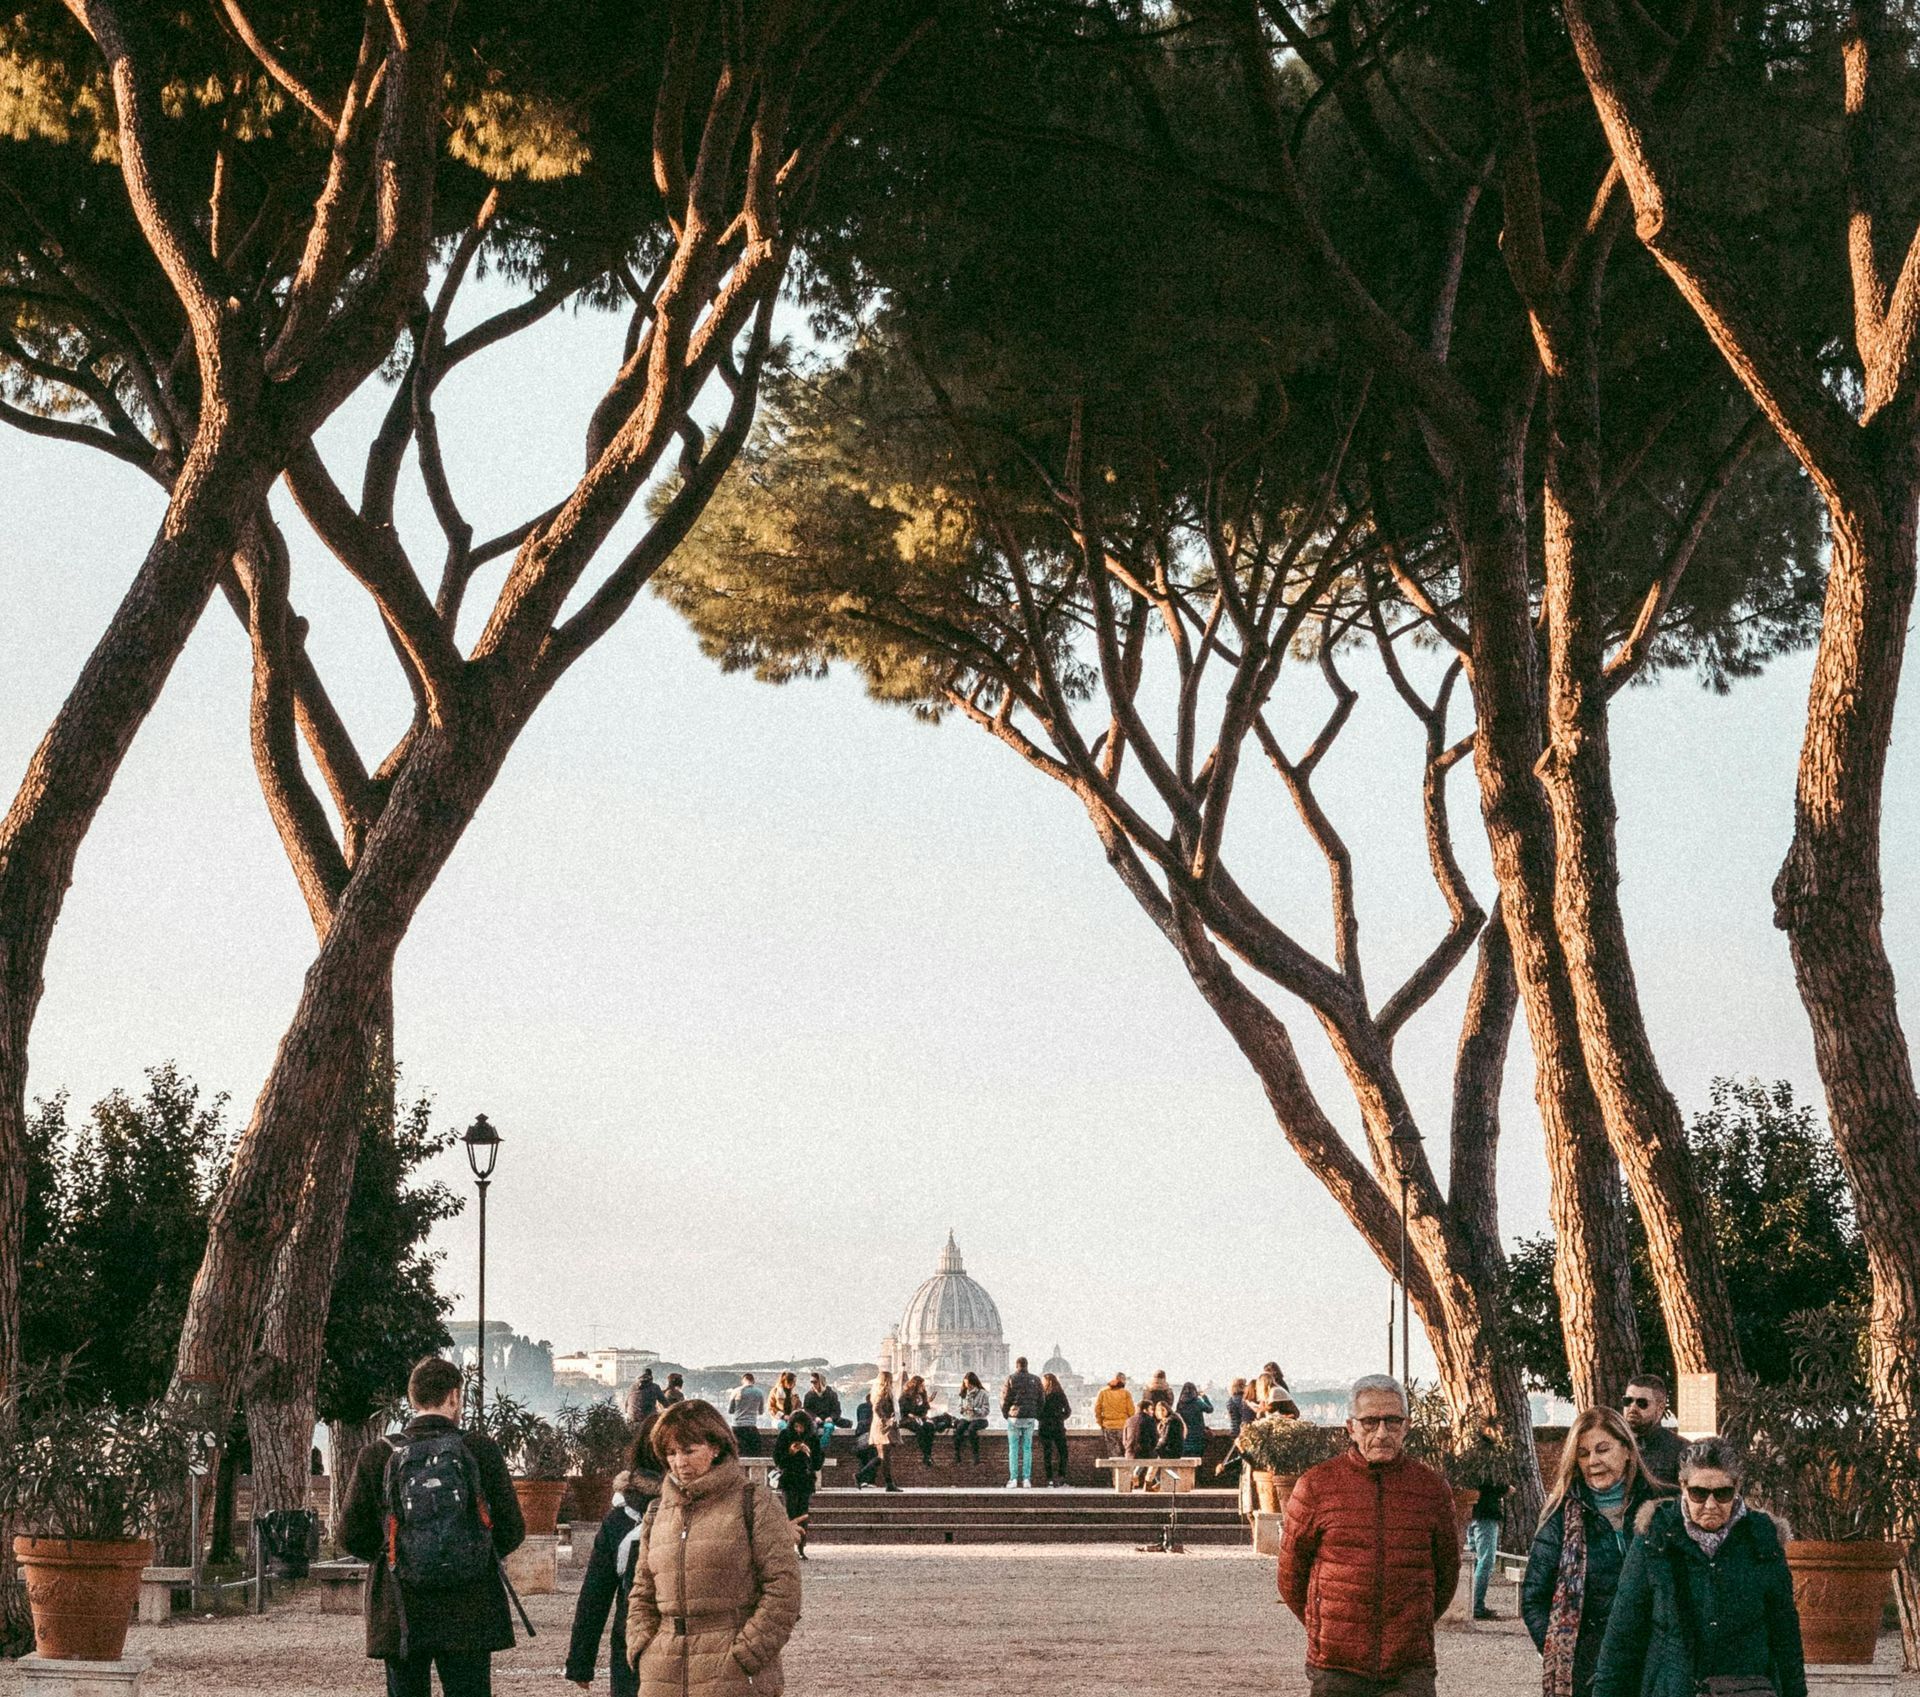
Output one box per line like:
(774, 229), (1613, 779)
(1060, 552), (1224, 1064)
(1015, 1356), (1027, 1371)
(651, 1399), (737, 1463)
(408, 1356), (463, 1410)
(741, 1372), (755, 1383)
(667, 1372), (683, 1386)
(1627, 1371), (1671, 1399)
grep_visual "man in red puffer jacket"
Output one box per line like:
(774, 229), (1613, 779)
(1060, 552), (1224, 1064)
(1278, 1375), (1461, 1697)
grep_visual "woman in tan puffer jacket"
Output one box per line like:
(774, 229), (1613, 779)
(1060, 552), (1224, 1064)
(625, 1400), (801, 1696)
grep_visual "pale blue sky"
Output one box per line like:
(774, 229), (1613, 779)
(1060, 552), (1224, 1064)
(5, 281), (1915, 1389)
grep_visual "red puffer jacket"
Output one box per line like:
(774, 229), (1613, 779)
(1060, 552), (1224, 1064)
(1277, 1447), (1461, 1677)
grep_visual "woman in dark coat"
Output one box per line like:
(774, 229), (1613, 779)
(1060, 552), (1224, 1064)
(1592, 1436), (1806, 1697)
(1175, 1383), (1212, 1458)
(1523, 1406), (1668, 1697)
(898, 1375), (936, 1467)
(1037, 1373), (1073, 1486)
(566, 1425), (664, 1694)
(770, 1410), (820, 1558)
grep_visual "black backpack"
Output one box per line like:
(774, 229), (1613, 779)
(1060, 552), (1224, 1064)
(382, 1430), (496, 1592)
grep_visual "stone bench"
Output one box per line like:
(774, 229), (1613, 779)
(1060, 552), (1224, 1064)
(136, 1566), (194, 1624)
(1092, 1456), (1204, 1495)
(308, 1559), (368, 1615)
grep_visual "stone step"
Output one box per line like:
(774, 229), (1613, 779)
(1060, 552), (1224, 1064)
(807, 1519), (1249, 1546)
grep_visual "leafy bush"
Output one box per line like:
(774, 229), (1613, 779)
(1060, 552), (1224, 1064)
(0, 1364), (208, 1541)
(1724, 1308), (1920, 1542)
(558, 1399), (630, 1475)
(1238, 1416), (1340, 1474)
(478, 1391), (571, 1480)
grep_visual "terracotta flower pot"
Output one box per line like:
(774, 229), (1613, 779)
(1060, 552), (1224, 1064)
(567, 1473), (614, 1524)
(512, 1477), (568, 1536)
(1786, 1539), (1903, 1665)
(13, 1534), (152, 1662)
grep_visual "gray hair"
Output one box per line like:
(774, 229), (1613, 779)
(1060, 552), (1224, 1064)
(1679, 1435), (1745, 1484)
(1349, 1374), (1409, 1416)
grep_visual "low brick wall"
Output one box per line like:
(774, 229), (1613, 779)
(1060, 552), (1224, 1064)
(805, 1427), (1238, 1489)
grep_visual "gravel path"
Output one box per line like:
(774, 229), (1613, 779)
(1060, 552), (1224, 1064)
(3, 1548), (1911, 1695)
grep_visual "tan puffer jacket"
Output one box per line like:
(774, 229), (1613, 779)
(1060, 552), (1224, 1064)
(624, 1457), (801, 1696)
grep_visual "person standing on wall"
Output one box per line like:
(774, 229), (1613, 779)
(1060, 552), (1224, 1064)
(1094, 1373), (1135, 1459)
(337, 1355), (528, 1697)
(727, 1374), (766, 1458)
(1001, 1356), (1043, 1490)
(1037, 1373), (1073, 1487)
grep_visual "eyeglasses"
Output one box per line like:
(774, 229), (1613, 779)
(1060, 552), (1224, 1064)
(1354, 1415), (1408, 1430)
(1685, 1484), (1738, 1506)
(1621, 1396), (1653, 1410)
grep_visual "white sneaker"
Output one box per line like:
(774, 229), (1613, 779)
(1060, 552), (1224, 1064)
(1005, 1480), (1019, 1489)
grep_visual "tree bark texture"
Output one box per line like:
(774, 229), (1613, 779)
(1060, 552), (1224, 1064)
(1446, 453), (1648, 1405)
(1533, 277), (1746, 1384)
(244, 979), (393, 1516)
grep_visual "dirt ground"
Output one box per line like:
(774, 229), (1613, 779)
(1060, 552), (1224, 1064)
(3, 1548), (1912, 1695)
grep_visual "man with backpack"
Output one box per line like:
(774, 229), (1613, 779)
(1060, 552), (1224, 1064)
(338, 1356), (527, 1696)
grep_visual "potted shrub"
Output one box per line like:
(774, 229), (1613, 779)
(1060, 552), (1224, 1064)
(480, 1393), (571, 1537)
(1445, 1424), (1526, 1533)
(0, 1371), (198, 1660)
(1237, 1417), (1338, 1515)
(558, 1400), (629, 1523)
(1727, 1309), (1919, 1666)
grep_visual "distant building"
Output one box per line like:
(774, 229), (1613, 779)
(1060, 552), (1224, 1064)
(551, 1346), (661, 1389)
(1041, 1343), (1092, 1418)
(878, 1233), (1011, 1411)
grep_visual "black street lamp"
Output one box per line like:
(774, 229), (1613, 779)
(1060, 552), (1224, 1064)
(461, 1114), (503, 1417)
(1388, 1123), (1424, 1384)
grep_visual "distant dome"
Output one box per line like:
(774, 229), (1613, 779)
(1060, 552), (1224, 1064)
(1042, 1342), (1073, 1377)
(900, 1233), (1003, 1345)
(889, 1232), (1009, 1395)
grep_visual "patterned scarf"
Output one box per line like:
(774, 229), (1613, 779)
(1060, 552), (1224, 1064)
(1542, 1493), (1588, 1697)
(1685, 1497), (1746, 1558)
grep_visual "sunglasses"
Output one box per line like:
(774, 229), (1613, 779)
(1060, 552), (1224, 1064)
(1685, 1484), (1738, 1506)
(1621, 1396), (1654, 1410)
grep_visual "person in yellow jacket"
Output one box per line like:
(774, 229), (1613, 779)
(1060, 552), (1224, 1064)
(1093, 1374), (1136, 1456)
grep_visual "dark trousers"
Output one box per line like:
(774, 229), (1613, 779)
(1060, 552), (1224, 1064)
(856, 1445), (894, 1487)
(1306, 1668), (1436, 1697)
(1038, 1426), (1069, 1481)
(385, 1647), (492, 1697)
(951, 1418), (985, 1463)
(733, 1424), (763, 1456)
(904, 1419), (935, 1466)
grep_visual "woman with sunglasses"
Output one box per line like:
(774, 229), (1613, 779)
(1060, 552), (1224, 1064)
(1591, 1435), (1806, 1697)
(1522, 1408), (1667, 1696)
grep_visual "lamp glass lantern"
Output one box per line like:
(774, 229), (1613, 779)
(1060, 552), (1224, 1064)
(462, 1113), (502, 1180)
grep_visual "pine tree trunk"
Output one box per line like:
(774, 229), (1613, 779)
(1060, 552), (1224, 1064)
(245, 981), (393, 1515)
(327, 1415), (387, 1534)
(1773, 481), (1920, 1669)
(1448, 450), (1644, 1404)
(1536, 351), (1745, 1381)
(173, 727), (507, 1427)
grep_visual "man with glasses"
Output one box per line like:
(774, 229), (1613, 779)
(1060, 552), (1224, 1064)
(1278, 1375), (1460, 1697)
(1619, 1373), (1684, 1486)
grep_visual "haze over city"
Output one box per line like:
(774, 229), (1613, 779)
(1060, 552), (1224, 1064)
(8, 286), (1916, 1391)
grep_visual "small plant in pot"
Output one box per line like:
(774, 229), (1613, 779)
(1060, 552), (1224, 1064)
(479, 1393), (572, 1536)
(1237, 1416), (1338, 1514)
(1724, 1308), (1920, 1666)
(557, 1399), (629, 1523)
(0, 1365), (200, 1661)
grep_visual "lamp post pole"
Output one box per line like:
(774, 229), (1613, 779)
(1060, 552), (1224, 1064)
(462, 1115), (503, 1419)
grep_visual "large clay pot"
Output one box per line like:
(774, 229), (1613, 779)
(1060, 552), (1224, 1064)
(1270, 1472), (1302, 1514)
(512, 1478), (568, 1537)
(1786, 1539), (1903, 1665)
(567, 1473), (614, 1524)
(13, 1535), (152, 1661)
